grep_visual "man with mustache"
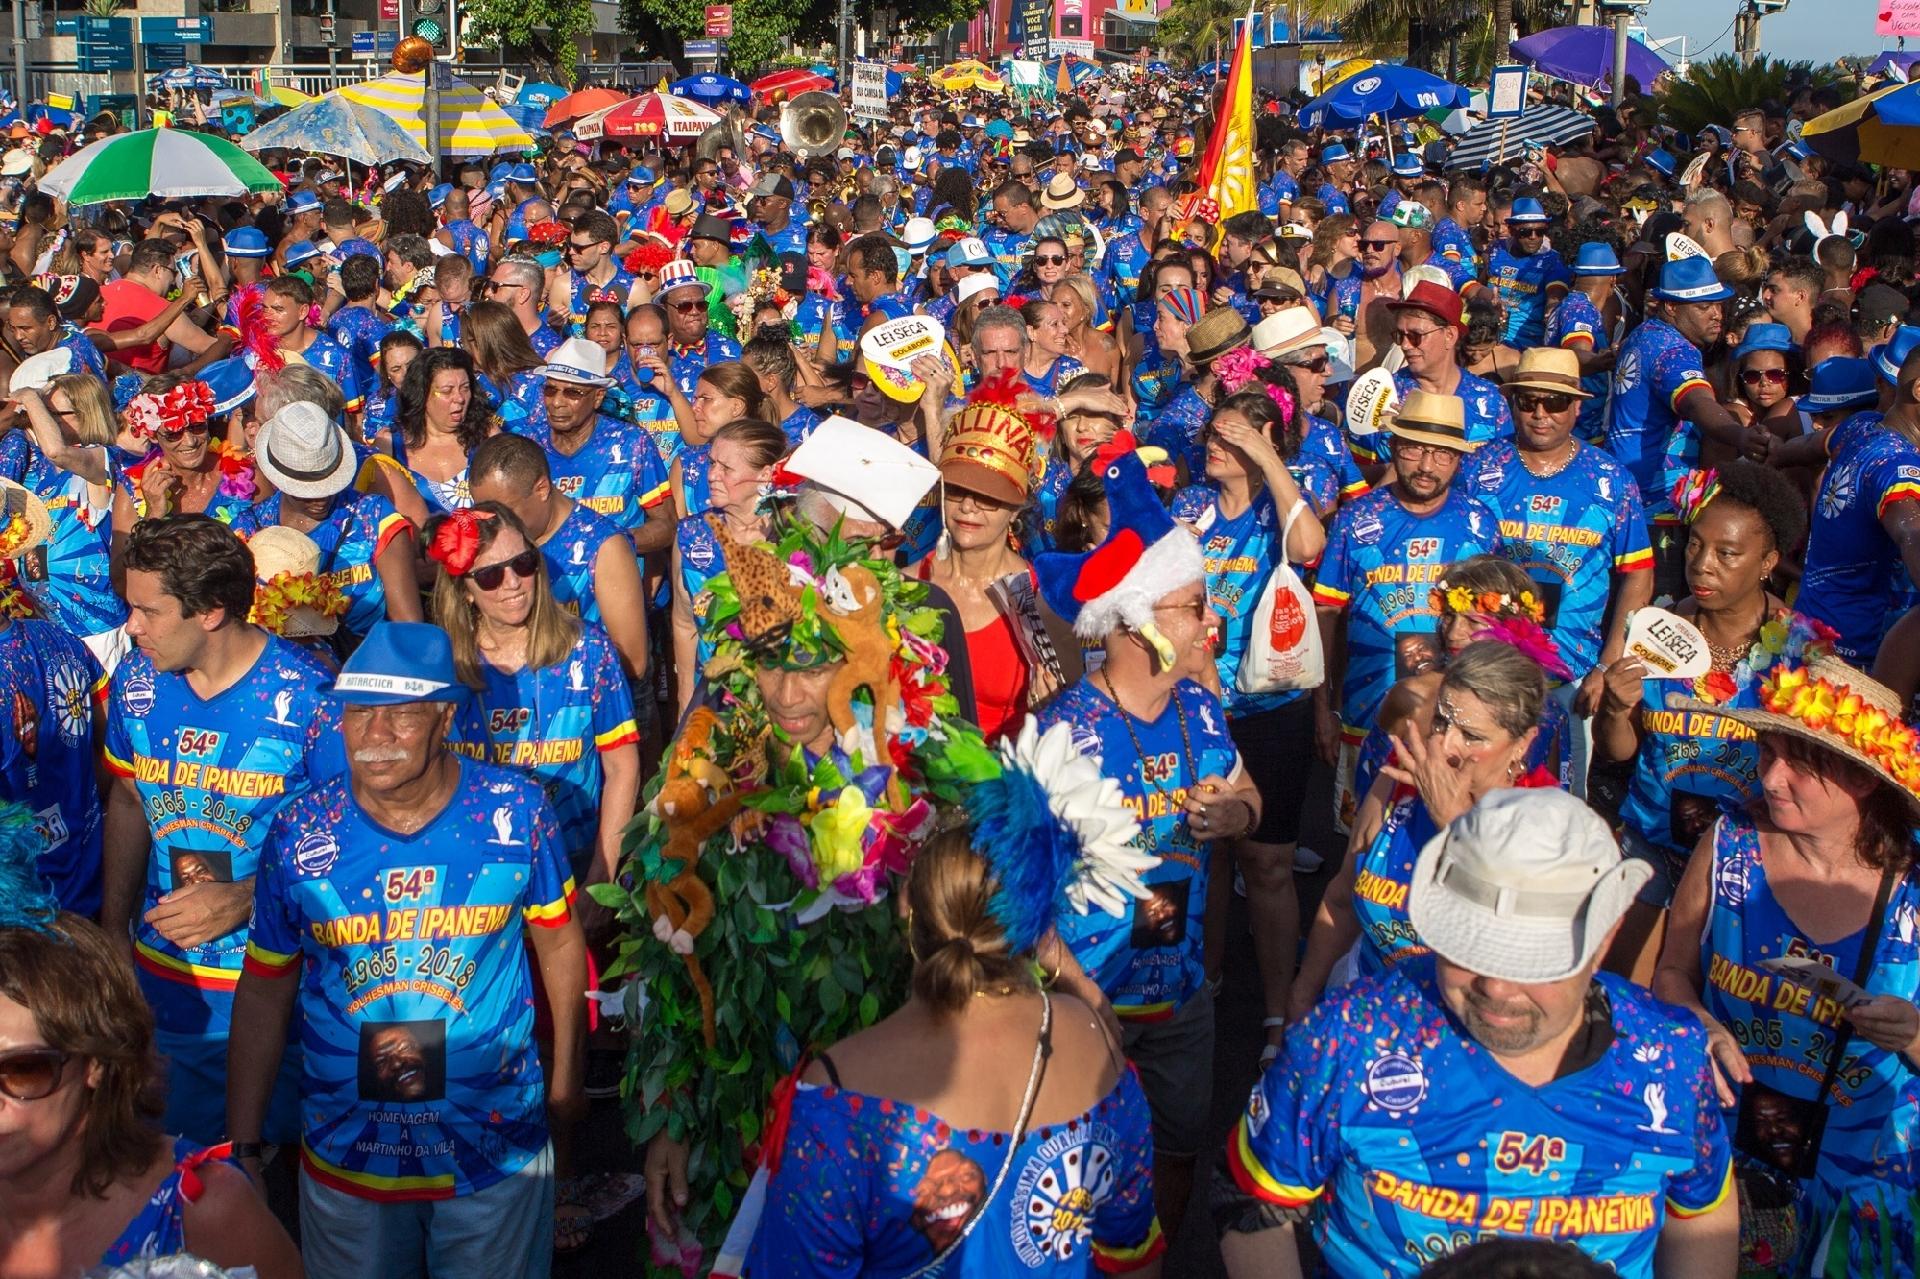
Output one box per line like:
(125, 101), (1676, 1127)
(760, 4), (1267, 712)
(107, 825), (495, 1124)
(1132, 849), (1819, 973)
(1218, 790), (1737, 1279)
(228, 621), (586, 1279)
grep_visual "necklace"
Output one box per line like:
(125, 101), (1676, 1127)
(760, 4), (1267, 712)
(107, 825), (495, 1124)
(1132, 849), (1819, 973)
(1704, 597), (1768, 673)
(1522, 439), (1580, 479)
(1097, 670), (1196, 851)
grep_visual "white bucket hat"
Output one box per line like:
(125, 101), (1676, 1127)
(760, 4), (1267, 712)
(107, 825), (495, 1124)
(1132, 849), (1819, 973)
(253, 401), (356, 500)
(1407, 789), (1651, 984)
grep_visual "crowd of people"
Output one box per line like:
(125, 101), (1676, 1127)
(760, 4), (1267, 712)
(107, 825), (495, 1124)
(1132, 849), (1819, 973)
(5, 46), (1920, 1279)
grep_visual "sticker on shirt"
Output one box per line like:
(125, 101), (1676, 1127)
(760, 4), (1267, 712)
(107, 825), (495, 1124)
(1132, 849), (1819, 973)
(1395, 631), (1442, 679)
(121, 670), (156, 717)
(1131, 880), (1189, 949)
(1614, 349), (1641, 393)
(1012, 1125), (1119, 1266)
(912, 1149), (985, 1254)
(47, 664), (89, 745)
(358, 1019), (448, 1102)
(293, 828), (340, 876)
(1364, 1052), (1428, 1114)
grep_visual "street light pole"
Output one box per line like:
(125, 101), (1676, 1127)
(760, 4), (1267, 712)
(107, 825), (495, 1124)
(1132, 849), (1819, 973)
(1609, 10), (1628, 105)
(12, 0), (27, 108)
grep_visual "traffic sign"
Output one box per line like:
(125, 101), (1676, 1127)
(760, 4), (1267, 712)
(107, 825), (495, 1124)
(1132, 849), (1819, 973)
(704, 4), (733, 36)
(140, 16), (212, 42)
(379, 0), (399, 17)
(146, 44), (188, 70)
(684, 39), (722, 56)
(75, 16), (134, 73)
(352, 30), (400, 57)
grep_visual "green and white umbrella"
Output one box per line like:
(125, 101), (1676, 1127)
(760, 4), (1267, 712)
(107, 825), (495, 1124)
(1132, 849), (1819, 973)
(38, 128), (283, 206)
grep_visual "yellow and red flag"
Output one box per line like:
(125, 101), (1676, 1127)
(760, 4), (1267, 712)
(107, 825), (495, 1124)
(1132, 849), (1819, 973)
(1195, 4), (1259, 236)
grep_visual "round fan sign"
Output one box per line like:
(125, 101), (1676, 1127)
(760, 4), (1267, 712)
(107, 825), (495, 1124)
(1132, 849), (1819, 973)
(1345, 367), (1400, 437)
(860, 314), (963, 403)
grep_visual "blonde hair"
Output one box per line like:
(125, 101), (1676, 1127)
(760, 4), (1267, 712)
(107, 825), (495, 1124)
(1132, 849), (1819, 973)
(1050, 272), (1098, 327)
(1440, 640), (1547, 741)
(427, 501), (580, 689)
(47, 372), (116, 448)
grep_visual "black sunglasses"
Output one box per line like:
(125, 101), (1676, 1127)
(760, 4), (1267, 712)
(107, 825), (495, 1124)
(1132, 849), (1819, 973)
(0, 1048), (70, 1102)
(1511, 391), (1575, 414)
(1359, 238), (1396, 250)
(1032, 253), (1067, 265)
(469, 548), (540, 592)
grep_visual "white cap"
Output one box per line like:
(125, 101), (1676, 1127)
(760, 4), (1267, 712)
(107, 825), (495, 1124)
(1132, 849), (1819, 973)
(540, 336), (613, 386)
(9, 348), (74, 394)
(1408, 790), (1652, 984)
(786, 414), (940, 530)
(955, 274), (1001, 306)
(904, 146), (925, 168)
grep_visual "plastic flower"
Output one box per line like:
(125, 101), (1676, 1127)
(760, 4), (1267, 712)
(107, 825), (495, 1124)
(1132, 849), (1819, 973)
(810, 786), (872, 884)
(0, 511), (29, 557)
(765, 814), (816, 889)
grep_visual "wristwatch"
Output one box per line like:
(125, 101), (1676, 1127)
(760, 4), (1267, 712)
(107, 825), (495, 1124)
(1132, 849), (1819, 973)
(230, 1141), (265, 1161)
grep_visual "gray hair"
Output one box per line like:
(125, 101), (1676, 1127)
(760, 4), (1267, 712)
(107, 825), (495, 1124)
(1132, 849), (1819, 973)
(496, 256), (544, 292)
(970, 304), (1029, 360)
(255, 364), (346, 423)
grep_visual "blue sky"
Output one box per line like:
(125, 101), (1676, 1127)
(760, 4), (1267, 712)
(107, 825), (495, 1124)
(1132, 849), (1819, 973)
(1642, 0), (1891, 65)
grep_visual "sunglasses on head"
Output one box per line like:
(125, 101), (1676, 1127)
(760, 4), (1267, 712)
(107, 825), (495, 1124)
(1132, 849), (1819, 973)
(468, 548), (539, 592)
(0, 1048), (70, 1102)
(1512, 391), (1575, 414)
(1740, 367), (1788, 386)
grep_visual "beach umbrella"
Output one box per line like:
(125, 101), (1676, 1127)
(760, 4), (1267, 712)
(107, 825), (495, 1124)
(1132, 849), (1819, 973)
(1444, 104), (1599, 168)
(148, 65), (229, 93)
(337, 69), (534, 157)
(238, 93), (432, 167)
(1803, 82), (1920, 168)
(1046, 56), (1102, 88)
(1146, 60), (1171, 74)
(753, 68), (834, 98)
(543, 87), (627, 129)
(1298, 63), (1470, 128)
(673, 74), (751, 105)
(1511, 25), (1671, 90)
(38, 128), (282, 205)
(573, 92), (721, 144)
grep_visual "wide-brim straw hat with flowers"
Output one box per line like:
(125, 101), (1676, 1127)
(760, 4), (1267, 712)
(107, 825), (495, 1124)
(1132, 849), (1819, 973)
(1682, 652), (1920, 817)
(0, 479), (52, 558)
(246, 525), (345, 640)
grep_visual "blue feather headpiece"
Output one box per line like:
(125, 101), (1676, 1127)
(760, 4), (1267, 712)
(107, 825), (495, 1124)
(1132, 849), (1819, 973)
(968, 720), (1159, 956)
(0, 802), (58, 933)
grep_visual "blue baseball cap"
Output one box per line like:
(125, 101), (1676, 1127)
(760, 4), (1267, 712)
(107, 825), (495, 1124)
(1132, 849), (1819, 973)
(1731, 322), (1794, 363)
(284, 241), (324, 269)
(947, 236), (994, 268)
(1572, 242), (1624, 276)
(284, 190), (322, 216)
(329, 622), (466, 705)
(1873, 324), (1920, 384)
(1651, 255), (1734, 303)
(1803, 356), (1879, 411)
(1506, 197), (1550, 224)
(507, 162), (538, 184)
(1389, 153), (1423, 178)
(428, 182), (453, 209)
(199, 358), (256, 414)
(223, 226), (270, 259)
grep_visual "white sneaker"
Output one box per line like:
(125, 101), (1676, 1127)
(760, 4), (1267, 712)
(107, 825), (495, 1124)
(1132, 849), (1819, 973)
(1293, 846), (1325, 873)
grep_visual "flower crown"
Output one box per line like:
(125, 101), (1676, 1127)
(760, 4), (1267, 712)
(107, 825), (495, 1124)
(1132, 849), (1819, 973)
(1671, 468), (1722, 524)
(250, 570), (347, 637)
(1212, 347), (1297, 421)
(1759, 664), (1920, 800)
(124, 381), (216, 441)
(1429, 578), (1547, 625)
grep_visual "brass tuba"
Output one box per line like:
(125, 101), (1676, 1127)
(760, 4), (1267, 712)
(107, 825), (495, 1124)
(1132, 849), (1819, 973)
(780, 91), (846, 159)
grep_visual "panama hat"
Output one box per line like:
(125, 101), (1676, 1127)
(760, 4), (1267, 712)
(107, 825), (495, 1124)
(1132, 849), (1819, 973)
(253, 402), (356, 500)
(1409, 789), (1652, 984)
(1388, 390), (1477, 453)
(1503, 348), (1593, 399)
(1184, 306), (1251, 365)
(247, 525), (341, 640)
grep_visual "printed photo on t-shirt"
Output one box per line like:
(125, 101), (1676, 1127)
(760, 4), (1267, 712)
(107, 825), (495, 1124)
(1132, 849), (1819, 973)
(1131, 880), (1189, 949)
(1529, 576), (1564, 630)
(1670, 787), (1719, 850)
(168, 848), (232, 885)
(1734, 1077), (1825, 1180)
(1395, 630), (1442, 679)
(358, 1019), (448, 1103)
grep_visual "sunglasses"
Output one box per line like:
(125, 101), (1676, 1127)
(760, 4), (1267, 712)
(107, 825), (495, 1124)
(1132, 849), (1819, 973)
(1511, 225), (1547, 236)
(1295, 353), (1332, 374)
(566, 240), (602, 253)
(670, 300), (705, 314)
(1511, 391), (1575, 414)
(484, 279), (522, 292)
(468, 548), (539, 592)
(1740, 367), (1788, 386)
(0, 1047), (70, 1102)
(1032, 253), (1067, 266)
(1393, 327), (1441, 346)
(1359, 238), (1396, 251)
(161, 420), (212, 438)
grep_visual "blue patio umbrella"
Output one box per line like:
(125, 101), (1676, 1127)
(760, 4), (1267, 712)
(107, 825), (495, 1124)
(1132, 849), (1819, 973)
(1196, 61), (1225, 77)
(236, 93), (433, 167)
(1298, 63), (1469, 128)
(148, 65), (230, 93)
(673, 74), (750, 105)
(1146, 60), (1171, 74)
(1511, 25), (1671, 91)
(1047, 56), (1102, 88)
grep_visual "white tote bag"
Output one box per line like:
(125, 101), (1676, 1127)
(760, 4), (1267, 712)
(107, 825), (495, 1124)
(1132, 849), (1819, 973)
(1235, 500), (1324, 695)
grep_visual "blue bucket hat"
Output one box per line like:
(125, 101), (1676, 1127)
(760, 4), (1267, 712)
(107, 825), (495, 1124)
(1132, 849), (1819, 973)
(199, 358), (256, 414)
(284, 190), (321, 216)
(223, 226), (270, 259)
(427, 182), (453, 210)
(1572, 242), (1624, 276)
(284, 240), (324, 270)
(1873, 324), (1920, 384)
(1731, 322), (1794, 363)
(1803, 356), (1879, 411)
(329, 622), (465, 705)
(1647, 150), (1677, 177)
(1506, 197), (1550, 224)
(1389, 153), (1424, 178)
(1320, 141), (1350, 163)
(1651, 255), (1734, 303)
(331, 237), (383, 264)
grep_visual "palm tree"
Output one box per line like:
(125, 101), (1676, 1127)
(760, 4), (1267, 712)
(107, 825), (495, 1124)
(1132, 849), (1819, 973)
(1656, 54), (1850, 136)
(1300, 0), (1551, 76)
(1160, 0), (1246, 67)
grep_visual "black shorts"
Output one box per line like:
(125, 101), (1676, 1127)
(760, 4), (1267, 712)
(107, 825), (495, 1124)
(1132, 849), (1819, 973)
(1228, 697), (1315, 846)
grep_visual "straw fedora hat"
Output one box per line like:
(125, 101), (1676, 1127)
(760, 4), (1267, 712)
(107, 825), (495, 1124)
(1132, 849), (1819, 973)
(0, 478), (52, 558)
(1387, 390), (1477, 453)
(1683, 653), (1920, 817)
(1504, 348), (1594, 400)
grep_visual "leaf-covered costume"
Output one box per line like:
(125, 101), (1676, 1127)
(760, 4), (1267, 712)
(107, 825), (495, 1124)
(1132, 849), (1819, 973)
(604, 517), (997, 1274)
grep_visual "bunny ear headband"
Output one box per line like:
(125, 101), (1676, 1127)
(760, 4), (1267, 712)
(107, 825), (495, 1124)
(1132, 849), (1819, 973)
(1805, 209), (1859, 252)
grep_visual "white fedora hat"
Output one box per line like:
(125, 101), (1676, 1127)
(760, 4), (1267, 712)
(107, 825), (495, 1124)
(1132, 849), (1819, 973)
(253, 401), (356, 500)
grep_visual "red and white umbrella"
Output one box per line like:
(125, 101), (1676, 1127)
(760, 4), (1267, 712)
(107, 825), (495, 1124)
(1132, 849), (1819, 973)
(573, 92), (720, 143)
(752, 68), (834, 99)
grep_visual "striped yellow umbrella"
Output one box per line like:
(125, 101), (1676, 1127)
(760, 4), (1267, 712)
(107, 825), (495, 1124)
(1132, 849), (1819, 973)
(337, 70), (533, 157)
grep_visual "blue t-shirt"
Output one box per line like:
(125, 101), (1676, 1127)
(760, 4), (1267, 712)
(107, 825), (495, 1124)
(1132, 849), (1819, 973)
(1432, 217), (1480, 274)
(668, 332), (743, 398)
(1301, 413), (1369, 506)
(0, 618), (106, 915)
(1312, 485), (1502, 736)
(1142, 384), (1210, 478)
(1349, 787), (1438, 978)
(1545, 290), (1612, 443)
(1378, 371), (1513, 464)
(1800, 411), (1920, 665)
(328, 304), (392, 393)
(1227, 960), (1734, 1278)
(243, 759), (574, 1201)
(1608, 317), (1711, 520)
(525, 413), (670, 539)
(451, 625), (637, 865)
(1100, 231), (1153, 313)
(1033, 677), (1240, 1021)
(1465, 441), (1654, 677)
(1618, 642), (1767, 862)
(752, 1061), (1163, 1276)
(104, 637), (343, 1035)
(232, 491), (411, 639)
(0, 434), (126, 636)
(1486, 243), (1572, 347)
(542, 501), (626, 627)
